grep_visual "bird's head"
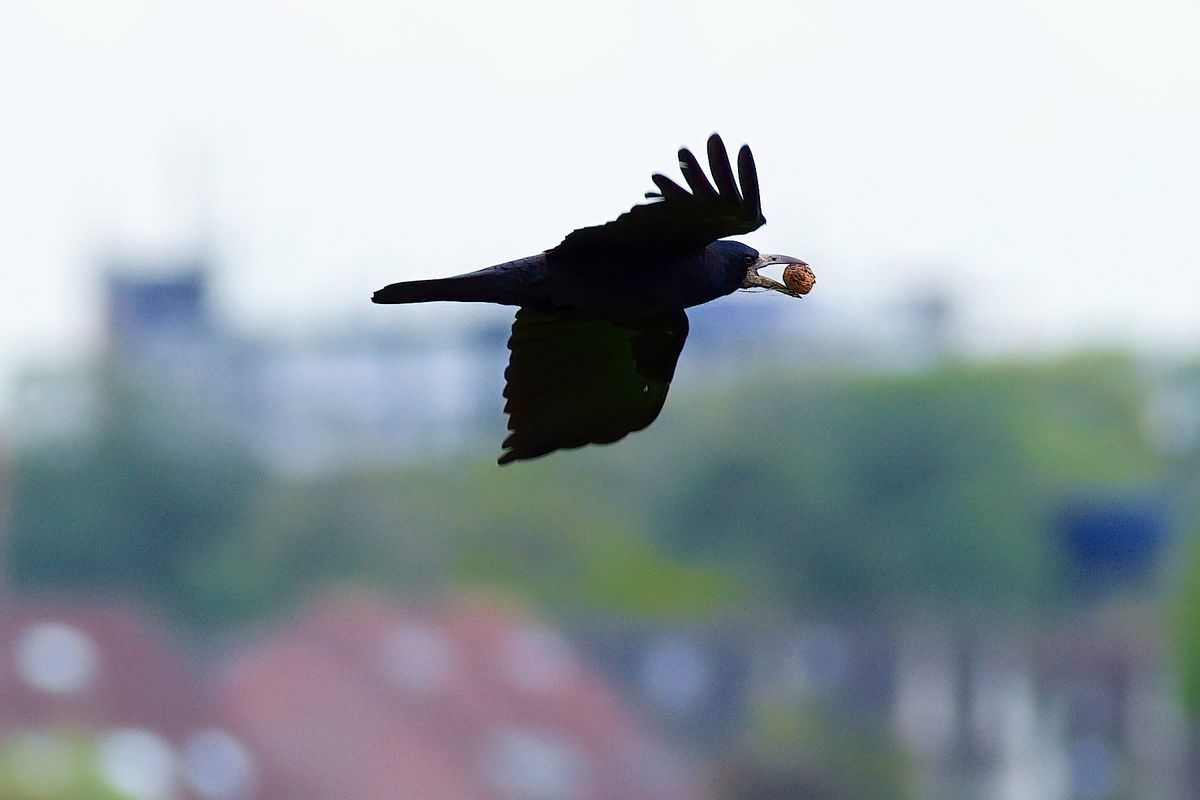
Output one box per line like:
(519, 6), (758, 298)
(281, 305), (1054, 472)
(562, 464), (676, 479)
(717, 241), (814, 297)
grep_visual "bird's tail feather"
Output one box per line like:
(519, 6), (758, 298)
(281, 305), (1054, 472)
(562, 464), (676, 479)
(372, 270), (510, 305)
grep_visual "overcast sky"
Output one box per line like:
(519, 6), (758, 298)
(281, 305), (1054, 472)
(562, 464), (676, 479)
(2, 0), (1199, 392)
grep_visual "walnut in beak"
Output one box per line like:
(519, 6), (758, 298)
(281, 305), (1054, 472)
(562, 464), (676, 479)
(741, 254), (814, 297)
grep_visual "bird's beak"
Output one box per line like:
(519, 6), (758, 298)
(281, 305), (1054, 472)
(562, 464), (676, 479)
(740, 254), (815, 297)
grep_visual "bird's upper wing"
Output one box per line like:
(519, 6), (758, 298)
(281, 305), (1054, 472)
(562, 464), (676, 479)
(499, 307), (689, 464)
(548, 134), (766, 260)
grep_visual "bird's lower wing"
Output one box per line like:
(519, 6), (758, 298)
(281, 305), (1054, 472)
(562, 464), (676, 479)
(499, 308), (689, 465)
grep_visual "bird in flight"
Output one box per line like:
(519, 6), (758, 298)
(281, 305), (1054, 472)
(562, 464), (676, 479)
(373, 134), (814, 464)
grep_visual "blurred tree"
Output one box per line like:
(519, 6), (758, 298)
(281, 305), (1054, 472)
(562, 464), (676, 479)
(1171, 498), (1200, 795)
(445, 465), (742, 619)
(8, 369), (264, 625)
(0, 734), (129, 800)
(5, 353), (1163, 630)
(1178, 555), (1200, 709)
(721, 696), (916, 800)
(185, 468), (462, 623)
(641, 355), (1160, 619)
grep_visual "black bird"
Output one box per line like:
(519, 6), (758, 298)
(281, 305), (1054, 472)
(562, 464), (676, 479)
(373, 134), (813, 464)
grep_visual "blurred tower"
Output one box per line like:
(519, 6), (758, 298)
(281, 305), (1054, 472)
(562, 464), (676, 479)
(100, 255), (236, 421)
(104, 256), (213, 363)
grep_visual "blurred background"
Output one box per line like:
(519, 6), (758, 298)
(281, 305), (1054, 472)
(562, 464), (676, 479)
(2, 1), (1200, 798)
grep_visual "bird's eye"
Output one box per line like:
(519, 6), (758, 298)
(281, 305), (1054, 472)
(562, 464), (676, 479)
(743, 255), (756, 267)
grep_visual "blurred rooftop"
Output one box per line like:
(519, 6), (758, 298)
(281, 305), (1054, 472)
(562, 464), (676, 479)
(0, 591), (700, 800)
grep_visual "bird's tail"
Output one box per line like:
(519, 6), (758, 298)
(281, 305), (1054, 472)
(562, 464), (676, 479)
(372, 269), (512, 305)
(372, 258), (543, 306)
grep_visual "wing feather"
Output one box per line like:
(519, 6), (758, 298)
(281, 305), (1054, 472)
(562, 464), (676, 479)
(707, 134), (741, 202)
(650, 174), (692, 203)
(736, 144), (761, 223)
(498, 308), (689, 464)
(549, 134), (767, 260)
(677, 147), (719, 202)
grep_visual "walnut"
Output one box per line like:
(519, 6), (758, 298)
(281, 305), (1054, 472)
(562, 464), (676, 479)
(783, 263), (816, 295)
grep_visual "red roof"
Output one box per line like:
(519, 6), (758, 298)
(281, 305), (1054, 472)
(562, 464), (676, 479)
(0, 598), (203, 735)
(215, 590), (698, 800)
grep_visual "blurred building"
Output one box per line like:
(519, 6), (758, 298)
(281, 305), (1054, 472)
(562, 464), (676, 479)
(574, 615), (1189, 800)
(0, 598), (246, 799)
(102, 256), (510, 475)
(215, 592), (699, 800)
(0, 591), (697, 800)
(0, 601), (203, 734)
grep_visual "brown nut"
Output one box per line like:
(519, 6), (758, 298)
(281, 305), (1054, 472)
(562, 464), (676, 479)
(783, 263), (816, 295)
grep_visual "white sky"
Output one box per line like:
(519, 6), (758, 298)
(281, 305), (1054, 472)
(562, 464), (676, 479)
(2, 0), (1199, 390)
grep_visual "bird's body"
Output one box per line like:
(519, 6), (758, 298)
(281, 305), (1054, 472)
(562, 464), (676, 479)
(375, 241), (754, 317)
(373, 135), (813, 464)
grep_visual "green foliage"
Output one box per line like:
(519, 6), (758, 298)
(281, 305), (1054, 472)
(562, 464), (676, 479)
(7, 353), (1164, 629)
(1176, 578), (1200, 719)
(0, 733), (129, 800)
(1172, 486), (1200, 721)
(1001, 354), (1162, 483)
(724, 696), (916, 800)
(447, 464), (742, 618)
(654, 355), (1161, 618)
(181, 471), (450, 625)
(8, 369), (264, 625)
(647, 368), (1039, 616)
